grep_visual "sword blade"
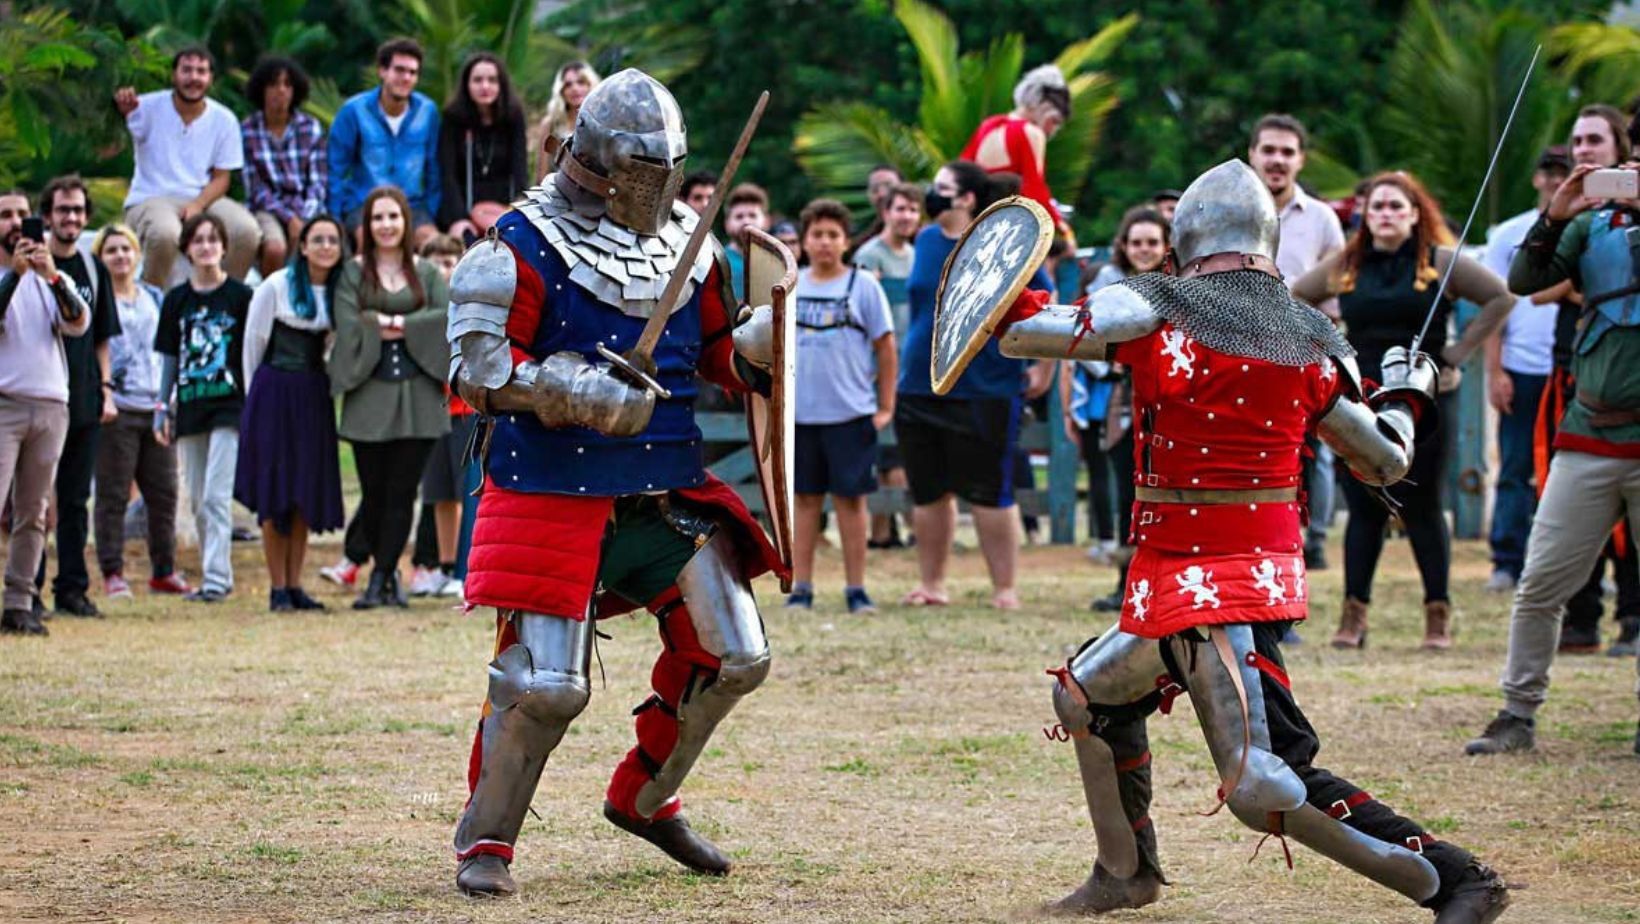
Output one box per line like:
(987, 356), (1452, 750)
(630, 90), (770, 365)
(1411, 44), (1542, 354)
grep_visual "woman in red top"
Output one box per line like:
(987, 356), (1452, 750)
(961, 64), (1072, 238)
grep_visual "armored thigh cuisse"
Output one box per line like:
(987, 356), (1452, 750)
(1050, 628), (1175, 880)
(629, 531), (770, 819)
(454, 613), (594, 861)
(1172, 625), (1438, 903)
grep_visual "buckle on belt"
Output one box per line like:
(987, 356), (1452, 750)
(1139, 510), (1156, 526)
(1404, 836), (1425, 854)
(1330, 799), (1352, 821)
(1144, 473), (1159, 487)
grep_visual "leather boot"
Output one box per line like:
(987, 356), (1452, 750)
(352, 570), (389, 610)
(1047, 863), (1163, 916)
(1422, 600), (1454, 650)
(603, 801), (731, 875)
(1331, 597), (1369, 649)
(1432, 861), (1510, 923)
(456, 853), (517, 897)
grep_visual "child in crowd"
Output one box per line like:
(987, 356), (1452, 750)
(787, 199), (896, 614)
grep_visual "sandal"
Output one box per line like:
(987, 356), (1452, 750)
(899, 588), (950, 607)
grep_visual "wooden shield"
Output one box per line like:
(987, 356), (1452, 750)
(930, 196), (1053, 395)
(741, 226), (797, 590)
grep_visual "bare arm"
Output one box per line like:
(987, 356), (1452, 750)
(188, 168), (232, 215)
(1437, 247), (1517, 366)
(1289, 251), (1344, 309)
(872, 332), (897, 426)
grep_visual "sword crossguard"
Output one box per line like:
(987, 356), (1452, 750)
(598, 343), (672, 400)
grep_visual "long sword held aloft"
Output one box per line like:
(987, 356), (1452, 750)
(598, 91), (771, 394)
(1410, 44), (1542, 355)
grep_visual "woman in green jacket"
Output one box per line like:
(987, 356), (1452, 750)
(329, 186), (451, 609)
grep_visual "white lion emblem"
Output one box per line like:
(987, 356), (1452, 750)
(1251, 558), (1287, 606)
(1160, 329), (1197, 379)
(1127, 578), (1152, 622)
(1175, 565), (1221, 610)
(1291, 557), (1306, 600)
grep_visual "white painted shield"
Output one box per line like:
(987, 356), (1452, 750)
(930, 196), (1053, 395)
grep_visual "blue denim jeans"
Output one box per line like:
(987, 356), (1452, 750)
(1489, 370), (1547, 579)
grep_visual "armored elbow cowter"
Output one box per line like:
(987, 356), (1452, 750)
(1317, 348), (1437, 487)
(447, 234), (656, 437)
(999, 285), (1161, 361)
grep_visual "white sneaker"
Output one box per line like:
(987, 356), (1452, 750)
(1086, 539), (1117, 565)
(438, 577), (464, 598)
(409, 567), (441, 597)
(319, 559), (359, 587)
(1485, 570), (1517, 594)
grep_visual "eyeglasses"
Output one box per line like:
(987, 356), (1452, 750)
(52, 205), (87, 216)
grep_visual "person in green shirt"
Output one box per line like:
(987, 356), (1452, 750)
(1467, 155), (1640, 758)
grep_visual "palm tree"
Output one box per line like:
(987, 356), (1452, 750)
(1380, 0), (1573, 239)
(1548, 20), (1640, 114)
(792, 0), (1137, 217)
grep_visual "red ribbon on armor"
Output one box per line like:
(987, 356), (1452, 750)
(1244, 651), (1291, 691)
(1066, 304), (1097, 355)
(1154, 674), (1185, 715)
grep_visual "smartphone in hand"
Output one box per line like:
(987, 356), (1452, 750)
(1583, 168), (1639, 201)
(20, 216), (45, 244)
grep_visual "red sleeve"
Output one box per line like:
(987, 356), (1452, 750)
(501, 241), (548, 368)
(696, 262), (747, 394)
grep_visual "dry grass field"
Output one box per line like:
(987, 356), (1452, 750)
(2, 532), (1637, 924)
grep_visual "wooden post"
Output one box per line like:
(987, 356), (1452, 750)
(1448, 299), (1486, 539)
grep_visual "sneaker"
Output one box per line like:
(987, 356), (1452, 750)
(31, 595), (48, 622)
(288, 587), (327, 611)
(438, 577), (465, 598)
(231, 525), (256, 542)
(148, 573), (191, 595)
(1091, 591), (1122, 613)
(183, 588), (228, 604)
(409, 567), (441, 597)
(1464, 710), (1535, 756)
(269, 588), (295, 612)
(103, 574), (134, 601)
(320, 559), (360, 588)
(1303, 545), (1329, 571)
(785, 587), (814, 610)
(1484, 570), (1517, 594)
(1280, 625), (1304, 646)
(54, 591), (102, 618)
(845, 587), (877, 614)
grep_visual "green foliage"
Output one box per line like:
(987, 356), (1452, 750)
(1381, 0), (1571, 240)
(793, 0), (1135, 223)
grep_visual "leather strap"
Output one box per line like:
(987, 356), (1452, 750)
(555, 141), (618, 199)
(1176, 251), (1282, 280)
(1576, 392), (1640, 428)
(1135, 486), (1297, 504)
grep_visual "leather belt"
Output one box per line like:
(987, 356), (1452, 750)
(1135, 486), (1297, 504)
(1576, 392), (1640, 428)
(1175, 251), (1282, 281)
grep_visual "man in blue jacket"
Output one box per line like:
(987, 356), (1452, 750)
(328, 37), (442, 250)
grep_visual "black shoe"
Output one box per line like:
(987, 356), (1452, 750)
(353, 571), (390, 610)
(385, 571), (408, 608)
(288, 587), (327, 611)
(1464, 710), (1535, 756)
(2, 607), (47, 636)
(183, 588), (227, 603)
(602, 800), (731, 875)
(1091, 591), (1122, 613)
(269, 588), (295, 612)
(455, 853), (517, 897)
(1433, 861), (1510, 923)
(53, 590), (102, 618)
(1048, 862), (1163, 916)
(1609, 617), (1640, 657)
(1303, 545), (1329, 571)
(1558, 623), (1601, 654)
(32, 595), (48, 621)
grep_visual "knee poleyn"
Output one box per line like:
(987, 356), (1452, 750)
(712, 652), (770, 697)
(1051, 677), (1093, 732)
(1224, 749), (1306, 830)
(487, 646), (591, 723)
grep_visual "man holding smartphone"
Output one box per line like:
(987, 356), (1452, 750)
(1466, 149), (1640, 757)
(0, 190), (93, 636)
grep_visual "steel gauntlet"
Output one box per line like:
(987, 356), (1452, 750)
(730, 304), (774, 370)
(469, 352), (656, 438)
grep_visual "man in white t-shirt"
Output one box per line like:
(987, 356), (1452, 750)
(1249, 113), (1346, 610)
(1482, 147), (1570, 593)
(114, 46), (261, 287)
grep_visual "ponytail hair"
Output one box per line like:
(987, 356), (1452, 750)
(944, 160), (1021, 213)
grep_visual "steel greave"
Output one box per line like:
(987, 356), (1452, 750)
(454, 613), (594, 857)
(1280, 804), (1441, 903)
(633, 533), (770, 818)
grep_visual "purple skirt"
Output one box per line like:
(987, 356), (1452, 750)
(234, 365), (345, 534)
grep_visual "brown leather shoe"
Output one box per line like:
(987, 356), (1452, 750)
(456, 853), (517, 897)
(1331, 597), (1369, 649)
(603, 800), (731, 875)
(1422, 600), (1454, 650)
(1046, 863), (1163, 915)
